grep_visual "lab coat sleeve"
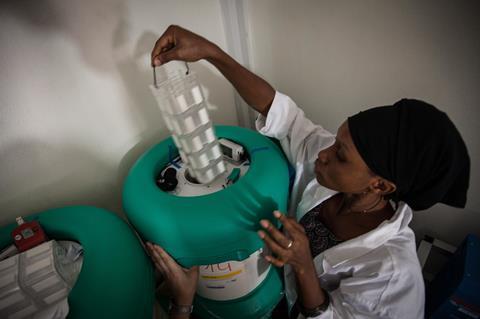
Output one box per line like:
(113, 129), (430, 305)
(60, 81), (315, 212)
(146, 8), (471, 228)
(255, 91), (335, 166)
(304, 267), (423, 318)
(300, 272), (394, 319)
(328, 272), (394, 318)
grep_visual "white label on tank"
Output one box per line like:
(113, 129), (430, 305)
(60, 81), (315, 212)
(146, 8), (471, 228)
(196, 249), (270, 301)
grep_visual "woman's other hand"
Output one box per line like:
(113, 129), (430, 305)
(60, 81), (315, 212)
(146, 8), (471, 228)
(146, 242), (199, 306)
(151, 25), (219, 66)
(258, 211), (314, 275)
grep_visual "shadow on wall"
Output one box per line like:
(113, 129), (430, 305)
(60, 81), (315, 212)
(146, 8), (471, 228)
(0, 139), (123, 227)
(0, 0), (127, 73)
(0, 0), (230, 222)
(0, 0), (130, 224)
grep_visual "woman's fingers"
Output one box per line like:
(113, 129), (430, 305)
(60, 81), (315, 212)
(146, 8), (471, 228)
(257, 211), (313, 270)
(147, 242), (189, 278)
(264, 255), (286, 268)
(260, 219), (292, 249)
(273, 211), (306, 236)
(154, 261), (167, 275)
(152, 244), (169, 260)
(146, 242), (199, 306)
(156, 48), (181, 65)
(147, 242), (169, 275)
(151, 25), (176, 66)
(258, 229), (288, 259)
(152, 244), (182, 274)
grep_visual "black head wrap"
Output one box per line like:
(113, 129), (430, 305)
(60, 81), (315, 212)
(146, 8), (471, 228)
(348, 99), (470, 211)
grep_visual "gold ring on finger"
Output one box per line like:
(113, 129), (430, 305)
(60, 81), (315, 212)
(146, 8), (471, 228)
(286, 240), (294, 249)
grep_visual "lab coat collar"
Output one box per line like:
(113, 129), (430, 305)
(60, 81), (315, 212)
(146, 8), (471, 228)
(296, 180), (337, 220)
(322, 202), (412, 268)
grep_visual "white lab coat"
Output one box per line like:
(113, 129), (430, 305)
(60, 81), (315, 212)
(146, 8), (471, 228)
(256, 92), (425, 319)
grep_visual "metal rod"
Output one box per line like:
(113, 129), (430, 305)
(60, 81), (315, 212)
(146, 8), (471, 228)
(153, 67), (157, 88)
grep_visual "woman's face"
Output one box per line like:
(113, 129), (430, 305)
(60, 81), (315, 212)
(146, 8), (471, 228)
(315, 121), (375, 194)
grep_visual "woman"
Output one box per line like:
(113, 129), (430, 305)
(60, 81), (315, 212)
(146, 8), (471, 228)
(146, 25), (470, 319)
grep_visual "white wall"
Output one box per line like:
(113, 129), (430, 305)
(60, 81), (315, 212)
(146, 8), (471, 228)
(1, 0), (478, 247)
(0, 0), (238, 226)
(245, 0), (480, 245)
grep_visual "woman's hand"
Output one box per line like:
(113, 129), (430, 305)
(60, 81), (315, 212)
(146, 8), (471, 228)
(259, 212), (328, 311)
(151, 25), (274, 115)
(258, 211), (314, 275)
(151, 25), (220, 66)
(146, 242), (199, 306)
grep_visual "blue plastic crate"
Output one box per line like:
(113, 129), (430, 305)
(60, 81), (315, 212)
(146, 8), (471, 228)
(426, 234), (480, 318)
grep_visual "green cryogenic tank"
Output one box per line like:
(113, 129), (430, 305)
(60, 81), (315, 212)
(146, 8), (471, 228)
(123, 125), (290, 319)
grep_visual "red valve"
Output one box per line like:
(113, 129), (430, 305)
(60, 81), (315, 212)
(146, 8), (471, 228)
(11, 217), (48, 252)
